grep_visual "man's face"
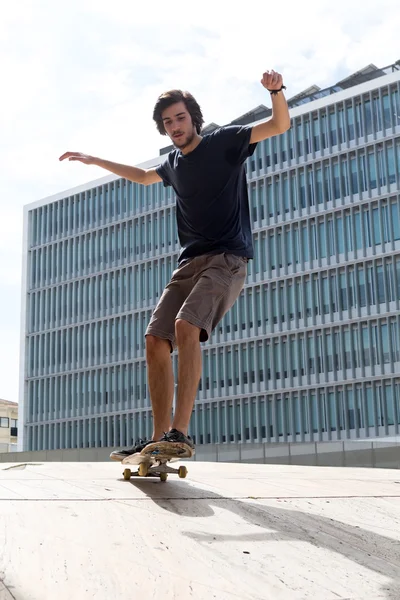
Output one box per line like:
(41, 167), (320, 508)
(162, 101), (196, 150)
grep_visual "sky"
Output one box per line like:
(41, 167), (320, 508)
(1, 0), (400, 403)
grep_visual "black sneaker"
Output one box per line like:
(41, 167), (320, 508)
(109, 438), (152, 462)
(162, 429), (195, 450)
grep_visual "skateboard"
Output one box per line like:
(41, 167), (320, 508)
(121, 441), (194, 482)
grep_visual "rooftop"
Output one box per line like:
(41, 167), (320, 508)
(0, 460), (399, 599)
(0, 399), (18, 407)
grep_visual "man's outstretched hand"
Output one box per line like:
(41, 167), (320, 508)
(59, 152), (95, 164)
(261, 70), (284, 91)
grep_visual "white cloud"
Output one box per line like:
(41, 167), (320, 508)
(0, 0), (400, 402)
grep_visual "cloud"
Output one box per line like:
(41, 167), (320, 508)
(0, 0), (400, 402)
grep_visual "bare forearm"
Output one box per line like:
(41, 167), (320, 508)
(270, 91), (290, 131)
(92, 157), (146, 184)
(59, 151), (161, 185)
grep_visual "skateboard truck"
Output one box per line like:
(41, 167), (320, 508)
(123, 460), (188, 482)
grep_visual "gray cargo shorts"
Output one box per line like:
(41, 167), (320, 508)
(145, 252), (248, 350)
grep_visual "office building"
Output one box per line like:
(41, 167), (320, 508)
(0, 399), (18, 453)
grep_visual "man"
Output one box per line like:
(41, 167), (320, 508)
(60, 70), (290, 460)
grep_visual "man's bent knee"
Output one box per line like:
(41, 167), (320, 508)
(145, 334), (172, 358)
(175, 319), (201, 344)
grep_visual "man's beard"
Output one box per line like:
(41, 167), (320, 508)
(173, 129), (196, 150)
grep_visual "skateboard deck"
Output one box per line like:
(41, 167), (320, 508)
(120, 441), (194, 482)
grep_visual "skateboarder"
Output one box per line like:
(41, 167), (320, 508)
(60, 70), (290, 460)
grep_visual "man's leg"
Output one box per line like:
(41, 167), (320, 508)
(110, 260), (196, 460)
(170, 319), (202, 436)
(167, 253), (247, 441)
(146, 335), (175, 439)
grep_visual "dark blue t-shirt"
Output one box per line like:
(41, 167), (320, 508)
(156, 125), (257, 263)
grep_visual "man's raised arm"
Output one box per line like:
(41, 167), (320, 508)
(59, 152), (162, 186)
(250, 70), (291, 144)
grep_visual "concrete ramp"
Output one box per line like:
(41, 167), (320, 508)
(0, 461), (399, 599)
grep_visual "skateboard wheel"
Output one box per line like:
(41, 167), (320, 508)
(178, 466), (188, 479)
(160, 473), (168, 482)
(138, 463), (149, 477)
(123, 468), (131, 481)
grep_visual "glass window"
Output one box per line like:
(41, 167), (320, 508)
(391, 321), (400, 362)
(367, 265), (375, 305)
(310, 223), (317, 261)
(299, 170), (306, 209)
(381, 324), (389, 363)
(364, 99), (373, 135)
(251, 184), (257, 222)
(392, 201), (400, 241)
(333, 163), (340, 199)
(352, 327), (360, 368)
(330, 273), (338, 312)
(297, 121), (303, 156)
(327, 219), (335, 257)
(313, 118), (320, 151)
(354, 212), (362, 249)
(345, 214), (353, 252)
(340, 273), (348, 311)
(347, 104), (355, 140)
(324, 164), (332, 202)
(321, 113), (328, 148)
(285, 228), (292, 267)
(290, 172), (298, 212)
(296, 281), (303, 319)
(316, 166), (323, 204)
(329, 112), (337, 146)
(358, 267), (366, 306)
(269, 233), (276, 270)
(362, 327), (370, 366)
(350, 157), (358, 195)
(372, 207), (381, 245)
(341, 159), (349, 197)
(363, 208), (372, 247)
(344, 330), (351, 368)
(308, 170), (314, 207)
(355, 103), (362, 138)
(334, 331), (341, 370)
(308, 337), (315, 374)
(288, 128), (294, 160)
(383, 94), (391, 129)
(385, 383), (394, 426)
(359, 155), (368, 192)
(382, 205), (391, 244)
(387, 145), (396, 185)
(337, 215), (344, 254)
(337, 108), (345, 144)
(322, 277), (329, 314)
(283, 177), (289, 213)
(319, 221), (327, 259)
(302, 226), (309, 263)
(366, 387), (374, 427)
(305, 120), (311, 154)
(368, 152), (377, 189)
(377, 148), (386, 187)
(305, 279), (312, 317)
(373, 96), (382, 132)
(392, 89), (400, 127)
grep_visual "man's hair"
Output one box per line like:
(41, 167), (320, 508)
(152, 90), (204, 135)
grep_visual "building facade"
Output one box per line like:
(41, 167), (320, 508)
(20, 62), (400, 452)
(0, 399), (18, 453)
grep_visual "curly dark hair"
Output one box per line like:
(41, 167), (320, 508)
(152, 90), (204, 135)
